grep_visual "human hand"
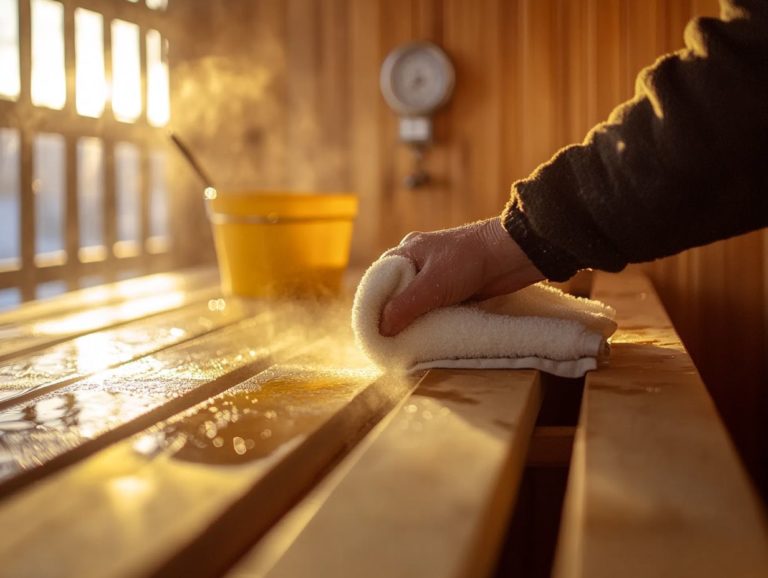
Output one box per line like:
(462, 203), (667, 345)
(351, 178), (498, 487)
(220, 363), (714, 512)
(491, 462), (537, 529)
(378, 217), (545, 336)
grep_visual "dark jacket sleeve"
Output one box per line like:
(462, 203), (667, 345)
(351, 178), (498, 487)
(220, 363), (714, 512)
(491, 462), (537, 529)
(501, 0), (768, 281)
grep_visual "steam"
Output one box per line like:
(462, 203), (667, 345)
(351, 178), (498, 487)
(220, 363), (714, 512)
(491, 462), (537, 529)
(171, 53), (349, 192)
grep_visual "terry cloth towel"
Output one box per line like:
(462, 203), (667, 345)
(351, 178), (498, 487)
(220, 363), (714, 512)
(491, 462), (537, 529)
(352, 256), (617, 378)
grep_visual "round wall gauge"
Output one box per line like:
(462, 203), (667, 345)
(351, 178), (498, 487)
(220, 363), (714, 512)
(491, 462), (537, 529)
(380, 41), (455, 116)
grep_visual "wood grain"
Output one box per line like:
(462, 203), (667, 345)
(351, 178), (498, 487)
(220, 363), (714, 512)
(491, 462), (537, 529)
(0, 284), (218, 362)
(0, 347), (415, 578)
(0, 267), (216, 326)
(553, 269), (768, 578)
(245, 369), (542, 578)
(0, 299), (347, 495)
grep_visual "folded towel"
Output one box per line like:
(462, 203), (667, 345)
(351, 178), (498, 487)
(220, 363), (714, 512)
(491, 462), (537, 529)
(352, 256), (617, 378)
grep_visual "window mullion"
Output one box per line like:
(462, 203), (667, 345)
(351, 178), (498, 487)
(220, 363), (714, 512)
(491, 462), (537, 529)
(18, 0), (34, 300)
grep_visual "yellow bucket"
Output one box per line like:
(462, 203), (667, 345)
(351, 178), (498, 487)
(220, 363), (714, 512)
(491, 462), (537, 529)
(206, 191), (358, 298)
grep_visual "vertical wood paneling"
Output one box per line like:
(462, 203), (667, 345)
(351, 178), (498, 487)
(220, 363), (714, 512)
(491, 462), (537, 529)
(500, 0), (522, 193)
(518, 0), (559, 177)
(348, 0), (384, 262)
(443, 0), (502, 223)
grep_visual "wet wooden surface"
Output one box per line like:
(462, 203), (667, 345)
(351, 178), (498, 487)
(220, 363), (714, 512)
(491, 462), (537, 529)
(554, 270), (768, 578)
(240, 369), (542, 578)
(0, 266), (765, 578)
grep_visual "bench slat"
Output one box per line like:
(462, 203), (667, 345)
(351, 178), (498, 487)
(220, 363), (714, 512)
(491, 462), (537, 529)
(554, 269), (768, 578)
(0, 302), (332, 494)
(0, 284), (221, 362)
(245, 368), (542, 578)
(0, 267), (218, 326)
(0, 346), (415, 578)
(0, 299), (251, 408)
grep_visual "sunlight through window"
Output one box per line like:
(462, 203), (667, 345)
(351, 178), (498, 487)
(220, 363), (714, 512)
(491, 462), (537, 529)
(115, 142), (141, 257)
(75, 9), (106, 118)
(146, 30), (170, 127)
(31, 0), (66, 110)
(111, 19), (142, 122)
(146, 0), (168, 10)
(0, 0), (20, 100)
(34, 133), (66, 266)
(77, 138), (106, 262)
(0, 129), (20, 269)
(147, 150), (169, 253)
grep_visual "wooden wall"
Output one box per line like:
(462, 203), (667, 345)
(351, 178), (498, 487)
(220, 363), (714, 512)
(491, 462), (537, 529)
(170, 0), (767, 495)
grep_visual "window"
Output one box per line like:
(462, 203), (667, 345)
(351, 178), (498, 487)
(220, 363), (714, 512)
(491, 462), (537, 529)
(77, 138), (106, 262)
(0, 0), (175, 302)
(31, 0), (66, 110)
(75, 9), (106, 118)
(111, 19), (142, 123)
(115, 142), (141, 256)
(147, 29), (170, 127)
(0, 129), (20, 269)
(0, 0), (20, 100)
(33, 133), (66, 266)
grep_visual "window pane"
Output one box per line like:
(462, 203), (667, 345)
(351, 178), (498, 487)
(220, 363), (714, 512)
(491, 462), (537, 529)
(36, 280), (67, 300)
(31, 0), (66, 110)
(146, 0), (168, 11)
(0, 129), (20, 268)
(115, 142), (140, 256)
(77, 138), (105, 261)
(75, 9), (106, 118)
(0, 288), (21, 311)
(111, 20), (141, 123)
(34, 133), (66, 265)
(0, 0), (20, 100)
(146, 30), (170, 127)
(147, 150), (168, 253)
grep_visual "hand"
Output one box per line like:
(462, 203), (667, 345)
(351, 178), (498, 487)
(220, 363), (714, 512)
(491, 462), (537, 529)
(379, 217), (545, 336)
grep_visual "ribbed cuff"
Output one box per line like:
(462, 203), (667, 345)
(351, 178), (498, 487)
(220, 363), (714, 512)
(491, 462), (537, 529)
(501, 200), (583, 282)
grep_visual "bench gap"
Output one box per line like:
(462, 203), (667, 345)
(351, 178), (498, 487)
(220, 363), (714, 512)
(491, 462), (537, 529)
(491, 269), (594, 578)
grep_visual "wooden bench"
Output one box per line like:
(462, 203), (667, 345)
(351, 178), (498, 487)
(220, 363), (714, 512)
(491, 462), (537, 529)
(0, 266), (765, 578)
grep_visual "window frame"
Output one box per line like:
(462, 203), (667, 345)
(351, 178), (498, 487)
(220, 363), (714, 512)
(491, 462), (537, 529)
(0, 0), (178, 302)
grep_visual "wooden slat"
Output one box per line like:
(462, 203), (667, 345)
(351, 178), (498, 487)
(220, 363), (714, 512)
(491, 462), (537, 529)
(239, 368), (542, 578)
(0, 297), (251, 408)
(0, 267), (217, 326)
(0, 342), (415, 578)
(0, 301), (338, 494)
(553, 269), (768, 578)
(0, 280), (219, 362)
(527, 426), (575, 468)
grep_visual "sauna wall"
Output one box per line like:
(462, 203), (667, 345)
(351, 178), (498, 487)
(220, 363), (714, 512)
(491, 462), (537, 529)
(169, 0), (768, 496)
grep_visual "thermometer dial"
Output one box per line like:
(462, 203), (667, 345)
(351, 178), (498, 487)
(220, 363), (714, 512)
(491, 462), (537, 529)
(380, 42), (455, 116)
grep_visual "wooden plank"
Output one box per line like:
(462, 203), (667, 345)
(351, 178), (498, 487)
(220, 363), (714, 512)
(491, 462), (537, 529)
(239, 368), (542, 578)
(553, 269), (768, 578)
(348, 0), (383, 265)
(0, 279), (219, 362)
(0, 341), (415, 578)
(0, 300), (342, 495)
(527, 426), (575, 468)
(0, 297), (251, 408)
(0, 267), (217, 326)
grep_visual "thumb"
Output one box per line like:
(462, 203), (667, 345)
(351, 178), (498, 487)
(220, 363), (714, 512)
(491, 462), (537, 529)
(379, 270), (442, 337)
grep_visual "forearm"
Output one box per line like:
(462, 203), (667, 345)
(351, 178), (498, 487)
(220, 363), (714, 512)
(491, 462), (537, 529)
(502, 0), (768, 281)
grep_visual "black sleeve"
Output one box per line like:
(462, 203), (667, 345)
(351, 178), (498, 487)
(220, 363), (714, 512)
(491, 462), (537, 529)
(501, 0), (768, 282)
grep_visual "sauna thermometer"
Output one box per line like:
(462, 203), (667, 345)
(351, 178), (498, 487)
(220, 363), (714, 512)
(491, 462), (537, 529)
(380, 41), (455, 188)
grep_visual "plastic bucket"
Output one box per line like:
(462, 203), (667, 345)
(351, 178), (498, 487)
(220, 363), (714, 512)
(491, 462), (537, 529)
(206, 191), (358, 297)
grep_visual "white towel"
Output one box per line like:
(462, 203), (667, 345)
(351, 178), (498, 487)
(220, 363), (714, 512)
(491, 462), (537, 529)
(352, 256), (617, 378)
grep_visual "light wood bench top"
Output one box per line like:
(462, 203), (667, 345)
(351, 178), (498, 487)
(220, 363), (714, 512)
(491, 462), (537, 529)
(0, 266), (764, 578)
(554, 270), (768, 578)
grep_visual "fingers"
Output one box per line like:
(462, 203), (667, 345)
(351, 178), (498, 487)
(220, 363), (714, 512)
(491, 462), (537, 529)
(379, 269), (442, 336)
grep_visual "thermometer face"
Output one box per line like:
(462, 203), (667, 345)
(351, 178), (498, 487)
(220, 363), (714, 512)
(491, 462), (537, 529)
(380, 42), (455, 116)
